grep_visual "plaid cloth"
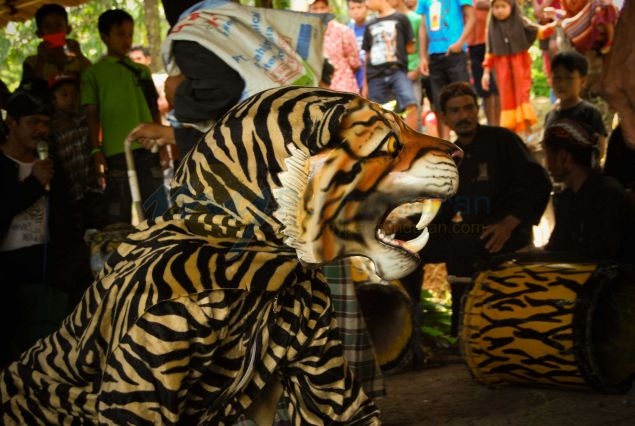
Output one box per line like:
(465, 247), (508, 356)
(234, 408), (290, 426)
(49, 115), (101, 202)
(322, 258), (386, 399)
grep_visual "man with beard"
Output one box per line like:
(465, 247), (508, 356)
(421, 82), (552, 336)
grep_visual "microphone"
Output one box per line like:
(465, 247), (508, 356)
(36, 141), (50, 191)
(36, 141), (48, 160)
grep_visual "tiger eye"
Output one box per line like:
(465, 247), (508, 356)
(386, 136), (402, 154)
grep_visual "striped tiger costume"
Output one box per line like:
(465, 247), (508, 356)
(1, 87), (460, 425)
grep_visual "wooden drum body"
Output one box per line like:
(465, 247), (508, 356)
(356, 280), (414, 374)
(350, 258), (415, 374)
(461, 260), (635, 392)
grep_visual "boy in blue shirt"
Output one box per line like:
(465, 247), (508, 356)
(347, 0), (369, 92)
(417, 0), (474, 139)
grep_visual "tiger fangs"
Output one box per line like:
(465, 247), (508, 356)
(377, 198), (442, 254)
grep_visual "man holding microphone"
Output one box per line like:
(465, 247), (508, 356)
(0, 87), (91, 366)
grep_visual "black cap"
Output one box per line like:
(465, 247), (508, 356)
(6, 89), (53, 119)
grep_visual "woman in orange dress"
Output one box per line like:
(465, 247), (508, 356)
(482, 0), (556, 138)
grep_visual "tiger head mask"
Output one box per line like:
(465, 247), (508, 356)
(172, 87), (461, 280)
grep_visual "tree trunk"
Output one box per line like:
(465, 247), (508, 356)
(143, 0), (164, 73)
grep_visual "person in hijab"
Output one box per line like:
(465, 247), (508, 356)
(482, 0), (557, 140)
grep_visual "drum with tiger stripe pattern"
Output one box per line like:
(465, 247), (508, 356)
(461, 259), (635, 393)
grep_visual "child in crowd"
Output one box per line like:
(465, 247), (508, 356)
(48, 75), (105, 231)
(416, 0), (474, 139)
(544, 50), (607, 161)
(482, 0), (556, 140)
(308, 0), (361, 94)
(391, 0), (424, 131)
(22, 3), (91, 83)
(347, 0), (370, 92)
(81, 9), (164, 226)
(362, 0), (419, 130)
(468, 0), (500, 125)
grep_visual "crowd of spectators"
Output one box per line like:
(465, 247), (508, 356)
(0, 0), (633, 377)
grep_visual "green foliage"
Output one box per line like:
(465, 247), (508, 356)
(521, 3), (551, 98)
(530, 44), (551, 98)
(1, 17), (37, 91)
(419, 289), (456, 349)
(0, 0), (168, 91)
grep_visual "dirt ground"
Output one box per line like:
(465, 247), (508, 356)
(375, 362), (635, 426)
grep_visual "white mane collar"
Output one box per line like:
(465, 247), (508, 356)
(272, 144), (316, 263)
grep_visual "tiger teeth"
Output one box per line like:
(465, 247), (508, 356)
(377, 229), (396, 241)
(378, 226), (429, 254)
(416, 199), (441, 230)
(403, 227), (430, 253)
(378, 198), (441, 253)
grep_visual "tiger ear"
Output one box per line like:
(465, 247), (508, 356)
(306, 103), (350, 154)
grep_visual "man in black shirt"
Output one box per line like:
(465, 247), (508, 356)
(421, 82), (552, 335)
(0, 88), (92, 364)
(543, 118), (635, 263)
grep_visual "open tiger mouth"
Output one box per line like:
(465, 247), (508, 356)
(377, 199), (442, 254)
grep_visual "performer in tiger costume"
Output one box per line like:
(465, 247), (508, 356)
(1, 86), (461, 424)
